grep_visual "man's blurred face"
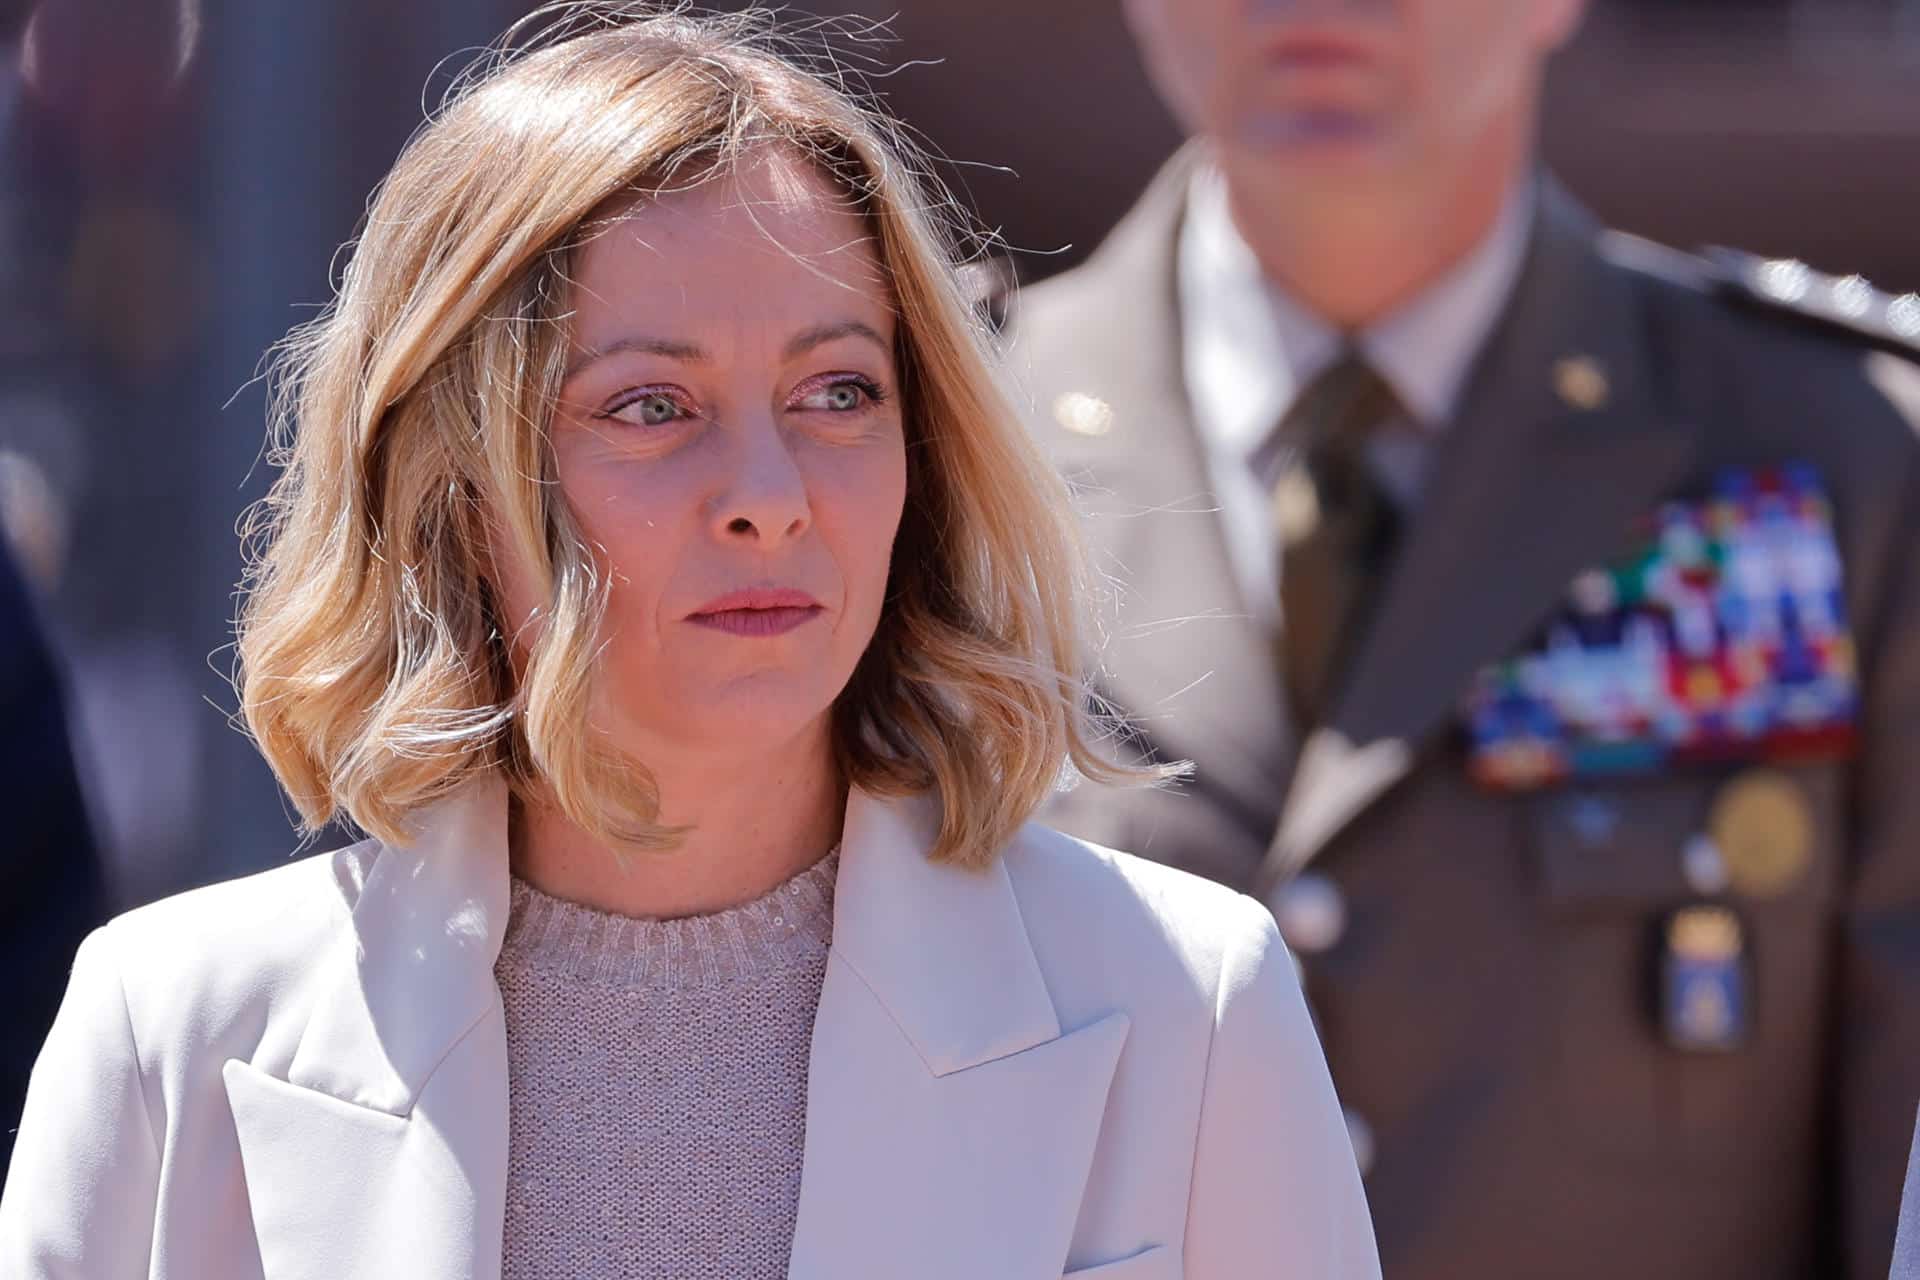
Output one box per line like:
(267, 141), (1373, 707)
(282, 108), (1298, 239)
(1125, 0), (1586, 183)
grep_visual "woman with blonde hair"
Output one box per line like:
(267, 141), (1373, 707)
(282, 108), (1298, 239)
(0, 7), (1378, 1277)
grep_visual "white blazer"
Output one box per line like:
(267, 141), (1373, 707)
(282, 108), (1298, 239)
(0, 780), (1379, 1279)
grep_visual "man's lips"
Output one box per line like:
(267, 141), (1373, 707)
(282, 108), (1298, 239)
(1265, 28), (1386, 72)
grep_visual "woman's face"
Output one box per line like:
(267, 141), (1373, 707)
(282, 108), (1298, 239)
(507, 149), (907, 760)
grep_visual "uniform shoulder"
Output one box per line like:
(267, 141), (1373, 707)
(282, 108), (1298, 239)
(1602, 231), (1920, 367)
(1010, 257), (1104, 319)
(1003, 819), (1275, 992)
(1002, 257), (1122, 365)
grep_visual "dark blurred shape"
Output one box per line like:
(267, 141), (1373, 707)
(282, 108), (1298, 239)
(63, 204), (202, 371)
(0, 529), (103, 1178)
(0, 449), (65, 592)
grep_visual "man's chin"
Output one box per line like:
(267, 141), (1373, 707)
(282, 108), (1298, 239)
(1230, 107), (1393, 164)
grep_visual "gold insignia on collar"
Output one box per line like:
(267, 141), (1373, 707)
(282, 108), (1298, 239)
(1273, 469), (1322, 544)
(1052, 391), (1114, 437)
(1554, 356), (1610, 412)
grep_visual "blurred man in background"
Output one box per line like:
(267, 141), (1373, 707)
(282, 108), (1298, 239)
(0, 527), (101, 1179)
(0, 0), (105, 1183)
(1013, 0), (1920, 1275)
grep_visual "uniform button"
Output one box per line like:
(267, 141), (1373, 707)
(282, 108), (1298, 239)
(1051, 391), (1114, 437)
(1344, 1108), (1376, 1178)
(1272, 872), (1347, 955)
(1552, 355), (1610, 412)
(1682, 833), (1731, 896)
(1760, 258), (1812, 303)
(1888, 293), (1920, 338)
(1830, 274), (1874, 317)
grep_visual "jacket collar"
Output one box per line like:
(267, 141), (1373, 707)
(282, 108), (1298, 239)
(230, 778), (1127, 1280)
(282, 778), (1067, 1111)
(227, 779), (518, 1279)
(827, 786), (1062, 1074)
(789, 789), (1128, 1278)
(284, 777), (513, 1115)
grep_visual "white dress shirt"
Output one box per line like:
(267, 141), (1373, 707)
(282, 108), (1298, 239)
(1177, 165), (1536, 625)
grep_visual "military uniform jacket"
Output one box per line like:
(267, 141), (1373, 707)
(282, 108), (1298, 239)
(1010, 156), (1920, 1279)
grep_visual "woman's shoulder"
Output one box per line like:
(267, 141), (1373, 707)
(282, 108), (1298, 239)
(87, 838), (383, 1052)
(1004, 819), (1271, 941)
(108, 835), (374, 949)
(1000, 820), (1283, 1018)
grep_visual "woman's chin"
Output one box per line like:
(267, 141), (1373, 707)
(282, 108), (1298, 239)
(623, 681), (842, 756)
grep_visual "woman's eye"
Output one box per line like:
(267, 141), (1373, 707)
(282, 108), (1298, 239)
(604, 391), (686, 426)
(795, 376), (885, 413)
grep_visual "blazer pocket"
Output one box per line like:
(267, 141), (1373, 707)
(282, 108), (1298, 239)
(1064, 1244), (1173, 1278)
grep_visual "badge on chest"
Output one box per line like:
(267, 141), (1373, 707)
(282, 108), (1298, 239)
(1460, 463), (1858, 791)
(1658, 904), (1750, 1052)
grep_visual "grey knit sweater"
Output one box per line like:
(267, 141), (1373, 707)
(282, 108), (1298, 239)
(493, 853), (839, 1279)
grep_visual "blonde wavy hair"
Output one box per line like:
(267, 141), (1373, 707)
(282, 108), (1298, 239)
(237, 3), (1146, 867)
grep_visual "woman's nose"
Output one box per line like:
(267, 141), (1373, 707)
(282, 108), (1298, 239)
(711, 420), (811, 546)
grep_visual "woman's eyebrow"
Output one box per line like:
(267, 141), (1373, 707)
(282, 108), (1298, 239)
(565, 336), (709, 380)
(782, 320), (889, 361)
(563, 322), (886, 381)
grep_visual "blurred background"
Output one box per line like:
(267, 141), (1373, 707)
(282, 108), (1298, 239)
(2, 0), (1917, 911)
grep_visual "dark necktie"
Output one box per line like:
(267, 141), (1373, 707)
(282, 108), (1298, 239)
(1255, 353), (1405, 726)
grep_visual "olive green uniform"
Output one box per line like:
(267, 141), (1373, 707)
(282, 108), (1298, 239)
(1013, 158), (1920, 1278)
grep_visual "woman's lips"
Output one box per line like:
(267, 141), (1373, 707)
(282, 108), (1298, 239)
(687, 588), (825, 637)
(687, 605), (823, 637)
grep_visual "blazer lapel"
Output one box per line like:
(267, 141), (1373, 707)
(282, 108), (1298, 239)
(1258, 181), (1702, 891)
(224, 781), (513, 1280)
(1030, 148), (1294, 816)
(789, 790), (1129, 1280)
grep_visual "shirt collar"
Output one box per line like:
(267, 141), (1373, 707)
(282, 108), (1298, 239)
(1362, 178), (1535, 426)
(1177, 163), (1536, 452)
